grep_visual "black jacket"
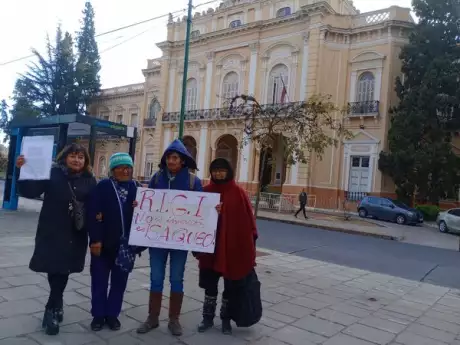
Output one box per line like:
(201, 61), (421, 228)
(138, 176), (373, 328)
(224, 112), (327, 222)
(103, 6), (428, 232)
(18, 166), (96, 274)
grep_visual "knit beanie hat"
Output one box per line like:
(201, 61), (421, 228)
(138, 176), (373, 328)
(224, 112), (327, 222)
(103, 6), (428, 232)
(109, 152), (134, 171)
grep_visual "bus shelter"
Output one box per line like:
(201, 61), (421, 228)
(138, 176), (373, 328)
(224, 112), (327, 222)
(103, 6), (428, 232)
(2, 114), (137, 210)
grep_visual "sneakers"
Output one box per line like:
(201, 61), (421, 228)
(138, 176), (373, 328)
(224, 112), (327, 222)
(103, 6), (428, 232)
(42, 309), (59, 335)
(90, 317), (105, 332)
(106, 317), (121, 331)
(90, 317), (122, 331)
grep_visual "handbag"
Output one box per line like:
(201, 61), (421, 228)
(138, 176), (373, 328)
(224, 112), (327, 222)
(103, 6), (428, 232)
(228, 269), (263, 327)
(67, 182), (85, 231)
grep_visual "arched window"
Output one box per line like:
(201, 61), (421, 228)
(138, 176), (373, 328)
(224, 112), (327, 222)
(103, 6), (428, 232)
(276, 7), (291, 18)
(267, 64), (289, 104)
(149, 99), (161, 120)
(98, 156), (106, 177)
(222, 72), (239, 105)
(229, 20), (242, 28)
(185, 78), (198, 111)
(191, 30), (200, 39)
(357, 72), (375, 102)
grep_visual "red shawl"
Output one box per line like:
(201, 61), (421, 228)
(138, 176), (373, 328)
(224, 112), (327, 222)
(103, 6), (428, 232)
(198, 179), (258, 280)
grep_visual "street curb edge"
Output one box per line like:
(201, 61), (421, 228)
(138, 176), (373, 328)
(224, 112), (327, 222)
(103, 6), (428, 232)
(257, 216), (401, 241)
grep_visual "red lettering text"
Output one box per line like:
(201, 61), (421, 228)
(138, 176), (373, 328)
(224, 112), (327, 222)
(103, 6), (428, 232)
(171, 194), (187, 216)
(159, 192), (169, 213)
(194, 196), (207, 217)
(139, 190), (155, 211)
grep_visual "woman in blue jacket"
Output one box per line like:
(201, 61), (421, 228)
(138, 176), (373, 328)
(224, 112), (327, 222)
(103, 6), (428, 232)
(137, 139), (202, 337)
(87, 152), (142, 331)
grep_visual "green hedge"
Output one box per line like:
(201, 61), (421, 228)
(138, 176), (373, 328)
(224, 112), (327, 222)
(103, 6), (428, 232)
(416, 205), (440, 221)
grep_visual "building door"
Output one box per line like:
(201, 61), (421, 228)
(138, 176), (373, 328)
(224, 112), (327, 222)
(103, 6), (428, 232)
(348, 156), (370, 193)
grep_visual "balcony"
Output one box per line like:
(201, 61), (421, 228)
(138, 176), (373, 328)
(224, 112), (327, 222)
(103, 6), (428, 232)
(143, 118), (156, 127)
(162, 102), (304, 123)
(348, 101), (380, 116)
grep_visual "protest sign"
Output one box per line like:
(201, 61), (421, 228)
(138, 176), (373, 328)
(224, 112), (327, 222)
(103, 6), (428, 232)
(128, 187), (220, 253)
(19, 135), (54, 180)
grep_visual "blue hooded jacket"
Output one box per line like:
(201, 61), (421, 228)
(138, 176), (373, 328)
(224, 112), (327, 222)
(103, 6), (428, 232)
(148, 139), (203, 191)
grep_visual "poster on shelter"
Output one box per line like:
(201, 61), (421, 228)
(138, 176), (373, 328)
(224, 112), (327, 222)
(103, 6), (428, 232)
(128, 188), (220, 253)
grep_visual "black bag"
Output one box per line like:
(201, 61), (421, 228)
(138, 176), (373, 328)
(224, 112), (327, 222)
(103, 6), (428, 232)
(67, 182), (85, 231)
(228, 269), (262, 327)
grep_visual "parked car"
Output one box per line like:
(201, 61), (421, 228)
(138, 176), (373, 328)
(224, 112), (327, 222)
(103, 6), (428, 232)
(357, 196), (423, 225)
(436, 208), (460, 233)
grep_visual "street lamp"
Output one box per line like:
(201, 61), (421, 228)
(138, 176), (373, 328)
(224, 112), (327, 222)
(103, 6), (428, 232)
(178, 0), (193, 140)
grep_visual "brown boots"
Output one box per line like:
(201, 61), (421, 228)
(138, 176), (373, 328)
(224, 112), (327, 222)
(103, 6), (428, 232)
(136, 291), (162, 334)
(136, 291), (184, 337)
(168, 292), (184, 336)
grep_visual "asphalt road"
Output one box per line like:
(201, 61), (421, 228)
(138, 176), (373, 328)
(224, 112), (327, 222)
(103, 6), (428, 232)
(3, 180), (460, 289)
(256, 219), (460, 289)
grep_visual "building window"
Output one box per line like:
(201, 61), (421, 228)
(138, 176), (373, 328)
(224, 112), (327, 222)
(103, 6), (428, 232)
(100, 112), (109, 121)
(267, 64), (289, 104)
(229, 19), (242, 28)
(185, 78), (198, 111)
(149, 100), (161, 120)
(191, 30), (200, 39)
(348, 156), (370, 193)
(276, 7), (291, 18)
(222, 72), (239, 105)
(357, 72), (375, 102)
(116, 114), (123, 124)
(130, 113), (138, 127)
(144, 153), (154, 178)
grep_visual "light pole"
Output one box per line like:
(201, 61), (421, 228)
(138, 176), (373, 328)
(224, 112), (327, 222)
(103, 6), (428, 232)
(178, 0), (193, 140)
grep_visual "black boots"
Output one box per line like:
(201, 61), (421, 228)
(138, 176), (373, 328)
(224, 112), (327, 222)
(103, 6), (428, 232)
(197, 295), (232, 335)
(197, 295), (217, 332)
(42, 309), (59, 335)
(220, 298), (232, 335)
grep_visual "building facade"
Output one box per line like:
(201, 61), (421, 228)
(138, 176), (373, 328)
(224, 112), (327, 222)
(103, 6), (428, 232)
(88, 0), (414, 207)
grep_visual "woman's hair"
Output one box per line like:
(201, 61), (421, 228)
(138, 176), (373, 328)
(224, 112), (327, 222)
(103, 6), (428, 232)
(55, 143), (92, 173)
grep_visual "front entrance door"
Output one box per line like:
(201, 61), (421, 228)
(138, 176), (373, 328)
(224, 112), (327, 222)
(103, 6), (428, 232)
(348, 156), (370, 194)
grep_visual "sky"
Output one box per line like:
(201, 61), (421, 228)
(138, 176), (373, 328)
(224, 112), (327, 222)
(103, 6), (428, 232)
(0, 0), (413, 105)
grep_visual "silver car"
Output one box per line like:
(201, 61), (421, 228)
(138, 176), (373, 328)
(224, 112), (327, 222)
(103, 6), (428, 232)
(436, 208), (460, 233)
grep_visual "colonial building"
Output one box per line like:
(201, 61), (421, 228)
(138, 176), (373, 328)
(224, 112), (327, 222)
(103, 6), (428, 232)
(88, 0), (414, 207)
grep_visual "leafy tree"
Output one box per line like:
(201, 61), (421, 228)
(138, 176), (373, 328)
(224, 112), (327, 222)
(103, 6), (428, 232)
(378, 0), (460, 204)
(229, 94), (350, 216)
(0, 100), (8, 142)
(75, 1), (101, 114)
(0, 150), (7, 174)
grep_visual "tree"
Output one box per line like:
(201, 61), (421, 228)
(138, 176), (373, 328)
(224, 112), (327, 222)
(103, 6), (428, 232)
(75, 1), (101, 114)
(0, 150), (7, 174)
(378, 0), (460, 204)
(229, 94), (350, 216)
(0, 100), (8, 143)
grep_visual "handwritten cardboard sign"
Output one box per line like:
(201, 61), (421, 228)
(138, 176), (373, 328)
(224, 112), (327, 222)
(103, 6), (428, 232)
(128, 187), (220, 253)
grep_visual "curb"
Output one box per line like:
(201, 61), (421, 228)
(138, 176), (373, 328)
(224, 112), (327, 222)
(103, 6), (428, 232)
(257, 216), (402, 241)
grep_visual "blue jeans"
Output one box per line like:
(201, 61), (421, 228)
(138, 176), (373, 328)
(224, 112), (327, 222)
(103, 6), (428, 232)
(149, 248), (188, 293)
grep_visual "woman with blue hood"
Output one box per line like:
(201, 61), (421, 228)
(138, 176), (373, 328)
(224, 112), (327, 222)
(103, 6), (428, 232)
(137, 139), (202, 337)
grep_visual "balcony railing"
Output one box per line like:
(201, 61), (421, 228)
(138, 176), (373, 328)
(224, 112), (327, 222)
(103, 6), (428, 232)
(143, 118), (156, 127)
(348, 101), (380, 116)
(162, 102), (304, 123)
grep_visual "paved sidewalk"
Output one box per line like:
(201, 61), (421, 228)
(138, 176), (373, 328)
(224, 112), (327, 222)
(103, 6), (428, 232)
(1, 212), (460, 344)
(258, 210), (460, 251)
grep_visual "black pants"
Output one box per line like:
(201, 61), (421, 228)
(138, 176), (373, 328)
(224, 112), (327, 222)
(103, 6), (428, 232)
(46, 273), (69, 310)
(295, 203), (307, 218)
(199, 269), (230, 300)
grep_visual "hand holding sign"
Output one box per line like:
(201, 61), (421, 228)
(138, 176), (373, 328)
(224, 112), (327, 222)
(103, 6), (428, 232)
(128, 188), (220, 253)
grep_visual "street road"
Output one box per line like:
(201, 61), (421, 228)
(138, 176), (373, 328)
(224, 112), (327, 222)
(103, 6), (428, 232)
(256, 219), (460, 289)
(2, 180), (460, 289)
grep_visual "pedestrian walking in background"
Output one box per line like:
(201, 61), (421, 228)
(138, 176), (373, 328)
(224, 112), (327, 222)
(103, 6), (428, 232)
(294, 188), (309, 219)
(87, 152), (144, 332)
(194, 158), (258, 335)
(15, 144), (97, 336)
(136, 139), (202, 337)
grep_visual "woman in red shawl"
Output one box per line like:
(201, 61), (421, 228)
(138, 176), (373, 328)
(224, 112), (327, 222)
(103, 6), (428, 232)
(194, 158), (258, 335)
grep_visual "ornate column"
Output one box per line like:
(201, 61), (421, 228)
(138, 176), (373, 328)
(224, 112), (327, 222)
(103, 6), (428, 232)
(253, 147), (261, 183)
(299, 32), (310, 102)
(167, 60), (176, 112)
(197, 125), (208, 178)
(349, 71), (358, 102)
(204, 52), (215, 109)
(248, 43), (259, 96)
(163, 126), (172, 152)
(374, 67), (383, 101)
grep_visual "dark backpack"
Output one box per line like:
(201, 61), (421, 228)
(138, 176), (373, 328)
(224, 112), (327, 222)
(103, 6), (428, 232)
(153, 170), (196, 190)
(228, 270), (262, 327)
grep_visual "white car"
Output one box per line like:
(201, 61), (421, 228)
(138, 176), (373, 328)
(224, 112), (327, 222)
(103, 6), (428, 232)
(436, 208), (460, 233)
